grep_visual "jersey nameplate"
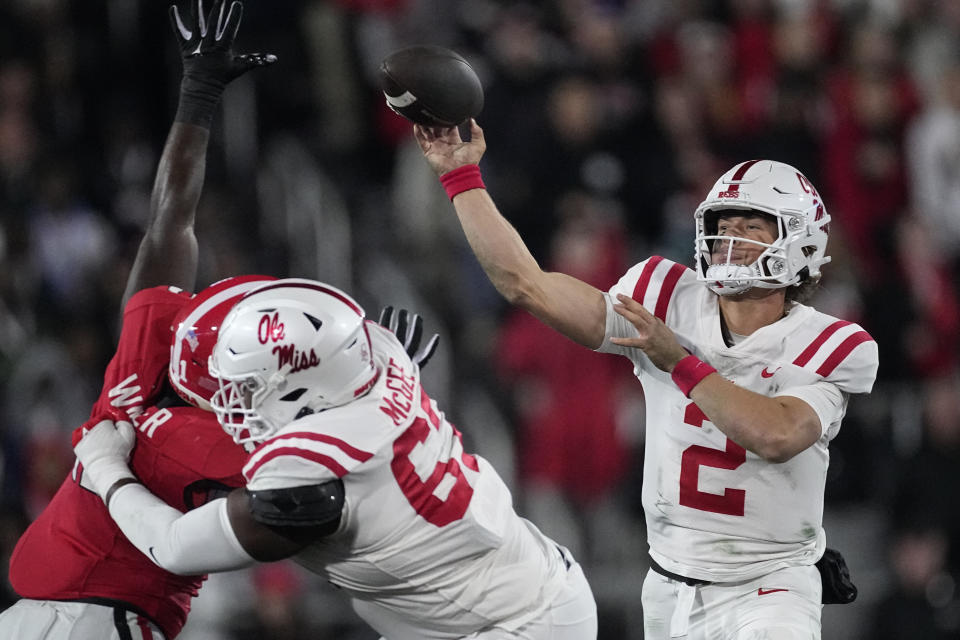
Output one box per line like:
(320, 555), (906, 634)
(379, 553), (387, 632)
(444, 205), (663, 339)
(379, 357), (416, 426)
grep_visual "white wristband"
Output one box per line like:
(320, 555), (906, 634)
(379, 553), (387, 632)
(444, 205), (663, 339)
(83, 458), (136, 502)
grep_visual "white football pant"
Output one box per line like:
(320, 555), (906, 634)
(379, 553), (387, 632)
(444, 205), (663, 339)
(0, 599), (165, 640)
(642, 564), (822, 640)
(374, 558), (598, 640)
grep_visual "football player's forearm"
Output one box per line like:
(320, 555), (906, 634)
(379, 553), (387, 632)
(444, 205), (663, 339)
(453, 190), (541, 303)
(453, 189), (606, 348)
(121, 123), (206, 306)
(151, 122), (209, 230)
(108, 483), (255, 575)
(689, 377), (820, 463)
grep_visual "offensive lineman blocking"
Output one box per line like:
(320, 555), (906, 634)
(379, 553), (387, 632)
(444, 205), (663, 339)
(74, 278), (599, 639)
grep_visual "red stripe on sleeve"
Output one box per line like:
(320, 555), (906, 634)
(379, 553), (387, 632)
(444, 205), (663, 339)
(632, 256), (664, 305)
(792, 320), (852, 367)
(137, 616), (152, 640)
(654, 262), (687, 322)
(258, 432), (373, 462)
(245, 447), (349, 479)
(816, 331), (874, 377)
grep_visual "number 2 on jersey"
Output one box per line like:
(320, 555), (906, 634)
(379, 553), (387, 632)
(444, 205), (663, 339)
(679, 402), (746, 516)
(391, 390), (479, 526)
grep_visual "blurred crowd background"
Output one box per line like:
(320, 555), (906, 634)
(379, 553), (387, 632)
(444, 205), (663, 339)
(0, 0), (959, 638)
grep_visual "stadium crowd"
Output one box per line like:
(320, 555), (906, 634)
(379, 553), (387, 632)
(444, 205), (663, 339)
(0, 0), (958, 638)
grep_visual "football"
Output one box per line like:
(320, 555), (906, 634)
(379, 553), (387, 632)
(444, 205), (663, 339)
(378, 45), (484, 127)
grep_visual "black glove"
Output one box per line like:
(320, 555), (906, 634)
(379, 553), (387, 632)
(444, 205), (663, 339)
(378, 306), (440, 369)
(169, 0), (276, 127)
(816, 547), (857, 604)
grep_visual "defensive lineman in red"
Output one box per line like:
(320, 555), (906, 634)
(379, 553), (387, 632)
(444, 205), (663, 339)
(0, 1), (276, 637)
(74, 279), (599, 639)
(6, 280), (261, 639)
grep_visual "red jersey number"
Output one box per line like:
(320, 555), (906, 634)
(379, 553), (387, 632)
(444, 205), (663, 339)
(391, 390), (479, 527)
(679, 402), (746, 516)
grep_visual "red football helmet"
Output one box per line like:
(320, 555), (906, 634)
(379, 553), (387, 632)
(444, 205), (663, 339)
(169, 275), (277, 410)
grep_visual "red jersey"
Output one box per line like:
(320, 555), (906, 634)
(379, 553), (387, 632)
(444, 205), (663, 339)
(9, 287), (248, 639)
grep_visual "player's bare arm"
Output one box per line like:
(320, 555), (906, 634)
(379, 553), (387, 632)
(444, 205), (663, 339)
(122, 0), (275, 308)
(688, 378), (822, 463)
(415, 121), (607, 348)
(225, 484), (341, 562)
(611, 293), (822, 462)
(123, 123), (208, 308)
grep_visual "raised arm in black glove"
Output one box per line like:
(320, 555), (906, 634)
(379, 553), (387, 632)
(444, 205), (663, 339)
(170, 0), (276, 128)
(121, 0), (276, 307)
(378, 306), (440, 369)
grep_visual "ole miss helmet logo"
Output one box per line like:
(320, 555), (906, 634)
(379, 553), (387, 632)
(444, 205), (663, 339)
(258, 312), (285, 344)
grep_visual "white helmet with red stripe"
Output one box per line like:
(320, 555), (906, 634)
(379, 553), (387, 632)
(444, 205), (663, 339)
(208, 278), (378, 444)
(169, 275), (277, 410)
(694, 159), (830, 295)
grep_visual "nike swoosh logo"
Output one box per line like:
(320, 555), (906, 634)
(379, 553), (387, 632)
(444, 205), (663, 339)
(757, 588), (789, 596)
(760, 366), (781, 378)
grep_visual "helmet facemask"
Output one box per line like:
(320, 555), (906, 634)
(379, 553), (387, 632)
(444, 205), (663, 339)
(209, 369), (283, 445)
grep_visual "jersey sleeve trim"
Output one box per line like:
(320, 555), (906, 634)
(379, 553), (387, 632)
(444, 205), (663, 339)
(124, 285), (189, 314)
(631, 255), (664, 305)
(257, 431), (374, 462)
(791, 319), (875, 376)
(630, 256), (690, 322)
(815, 330), (874, 377)
(776, 381), (846, 440)
(792, 320), (851, 366)
(243, 432), (374, 481)
(245, 447), (349, 480)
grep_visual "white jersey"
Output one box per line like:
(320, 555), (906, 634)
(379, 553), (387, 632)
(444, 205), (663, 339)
(599, 256), (878, 582)
(241, 322), (568, 640)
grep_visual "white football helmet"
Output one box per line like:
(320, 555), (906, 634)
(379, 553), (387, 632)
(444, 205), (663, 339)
(208, 279), (378, 445)
(693, 159), (830, 295)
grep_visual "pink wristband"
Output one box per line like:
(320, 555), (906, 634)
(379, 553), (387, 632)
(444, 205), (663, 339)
(439, 164), (485, 200)
(671, 355), (717, 398)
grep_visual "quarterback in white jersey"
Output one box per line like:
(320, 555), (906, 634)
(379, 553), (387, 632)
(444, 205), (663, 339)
(73, 279), (598, 640)
(600, 256), (875, 581)
(413, 121), (877, 639)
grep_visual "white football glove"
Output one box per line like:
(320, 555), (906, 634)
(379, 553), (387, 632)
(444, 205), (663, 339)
(74, 419), (138, 502)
